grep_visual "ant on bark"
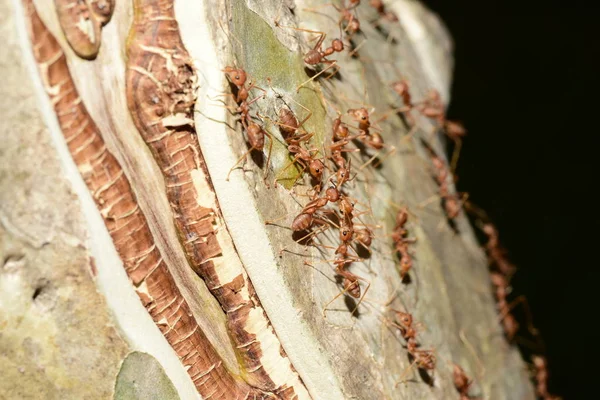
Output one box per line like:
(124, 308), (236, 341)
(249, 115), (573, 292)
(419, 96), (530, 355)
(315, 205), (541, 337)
(481, 223), (517, 278)
(419, 145), (467, 227)
(417, 89), (467, 171)
(273, 143), (325, 189)
(392, 207), (417, 280)
(303, 1), (361, 37)
(275, 21), (345, 92)
(531, 356), (562, 400)
(369, 0), (398, 22)
(452, 363), (480, 400)
(392, 309), (436, 386)
(345, 107), (396, 169)
(222, 67), (273, 183)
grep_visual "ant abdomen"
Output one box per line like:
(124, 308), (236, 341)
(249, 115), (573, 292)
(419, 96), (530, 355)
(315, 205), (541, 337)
(292, 213), (312, 231)
(343, 278), (361, 298)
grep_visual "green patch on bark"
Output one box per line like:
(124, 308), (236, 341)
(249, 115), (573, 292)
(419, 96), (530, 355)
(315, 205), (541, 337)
(114, 352), (180, 400)
(231, 2), (329, 188)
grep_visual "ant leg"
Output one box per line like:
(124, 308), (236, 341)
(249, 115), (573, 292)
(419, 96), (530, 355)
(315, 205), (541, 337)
(208, 92), (237, 102)
(226, 146), (255, 181)
(359, 144), (397, 170)
(348, 38), (367, 58)
(322, 280), (355, 318)
(450, 137), (463, 174)
(274, 24), (327, 50)
(263, 132), (275, 185)
(399, 125), (419, 145)
(394, 359), (419, 387)
(459, 329), (486, 380)
(417, 193), (441, 210)
(273, 155), (303, 186)
(349, 277), (371, 317)
(297, 61), (339, 93)
(499, 295), (540, 337)
(373, 106), (411, 125)
(287, 95), (314, 131)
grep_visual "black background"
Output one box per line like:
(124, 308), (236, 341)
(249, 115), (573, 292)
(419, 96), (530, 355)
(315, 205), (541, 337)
(421, 0), (598, 398)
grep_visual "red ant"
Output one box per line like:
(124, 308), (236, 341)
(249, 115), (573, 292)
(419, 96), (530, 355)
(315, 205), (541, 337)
(417, 89), (467, 171)
(291, 188), (339, 232)
(304, 1), (361, 37)
(334, 1), (361, 36)
(345, 107), (397, 169)
(369, 0), (398, 22)
(452, 363), (480, 400)
(222, 66), (265, 128)
(391, 80), (413, 111)
(392, 207), (416, 279)
(391, 309), (436, 385)
(275, 22), (345, 91)
(274, 143), (325, 187)
(425, 147), (466, 221)
(482, 223), (517, 278)
(532, 356), (562, 400)
(222, 67), (273, 182)
(490, 271), (520, 340)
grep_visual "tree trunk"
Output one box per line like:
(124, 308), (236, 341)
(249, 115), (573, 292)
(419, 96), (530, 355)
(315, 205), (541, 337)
(0, 0), (534, 399)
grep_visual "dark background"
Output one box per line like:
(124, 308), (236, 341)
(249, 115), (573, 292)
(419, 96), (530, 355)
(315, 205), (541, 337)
(420, 0), (598, 398)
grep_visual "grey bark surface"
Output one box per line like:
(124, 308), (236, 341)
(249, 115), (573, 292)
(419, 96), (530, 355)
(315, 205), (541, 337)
(0, 0), (535, 399)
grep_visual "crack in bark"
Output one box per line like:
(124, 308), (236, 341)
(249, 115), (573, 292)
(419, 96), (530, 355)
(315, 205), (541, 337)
(124, 0), (309, 398)
(22, 1), (263, 397)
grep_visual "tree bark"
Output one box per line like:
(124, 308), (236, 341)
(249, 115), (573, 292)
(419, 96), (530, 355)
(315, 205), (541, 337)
(0, 0), (535, 399)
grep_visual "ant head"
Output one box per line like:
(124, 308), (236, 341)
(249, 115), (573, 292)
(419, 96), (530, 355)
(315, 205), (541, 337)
(490, 271), (505, 286)
(445, 120), (467, 137)
(532, 356), (546, 369)
(445, 197), (461, 219)
(332, 39), (344, 52)
(396, 208), (408, 226)
(400, 256), (412, 271)
(427, 89), (442, 101)
(223, 66), (247, 87)
(339, 224), (353, 242)
(396, 310), (413, 327)
(309, 159), (324, 178)
(348, 107), (369, 123)
(482, 223), (496, 236)
(392, 80), (408, 95)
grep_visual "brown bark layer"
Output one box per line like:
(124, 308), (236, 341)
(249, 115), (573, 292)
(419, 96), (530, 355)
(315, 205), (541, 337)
(125, 0), (308, 397)
(54, 0), (114, 59)
(23, 1), (259, 398)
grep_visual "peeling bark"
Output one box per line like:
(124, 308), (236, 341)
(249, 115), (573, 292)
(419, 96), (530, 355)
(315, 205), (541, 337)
(22, 1), (259, 397)
(125, 0), (309, 397)
(54, 0), (113, 59)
